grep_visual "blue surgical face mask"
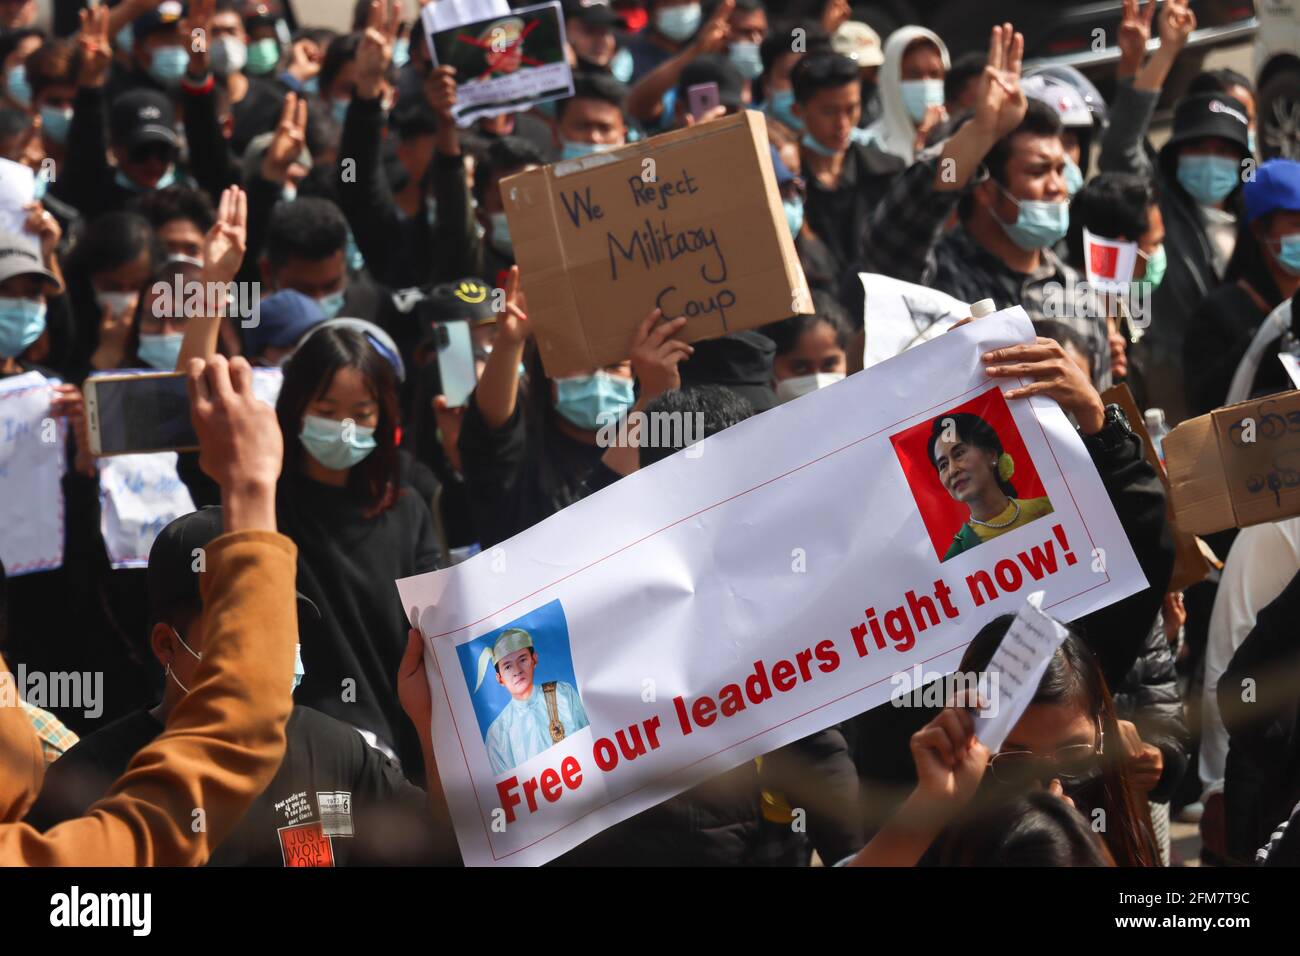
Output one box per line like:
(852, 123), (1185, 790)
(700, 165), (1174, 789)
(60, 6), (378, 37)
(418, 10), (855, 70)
(302, 75), (320, 96)
(729, 41), (763, 80)
(560, 138), (617, 161)
(899, 78), (944, 123)
(489, 211), (513, 257)
(1275, 234), (1300, 276)
(115, 164), (177, 193)
(554, 371), (634, 431)
(994, 183), (1070, 251)
(117, 26), (135, 55)
(1177, 154), (1240, 206)
(317, 289), (346, 318)
(801, 131), (840, 158)
(766, 88), (801, 131)
(1248, 128), (1257, 155)
(138, 331), (184, 370)
(656, 3), (702, 43)
(292, 643), (305, 692)
(39, 104), (73, 144)
(332, 97), (349, 125)
(300, 413), (377, 470)
(0, 297), (46, 358)
(392, 37), (411, 69)
(32, 173), (46, 201)
(149, 46), (191, 87)
(281, 182), (298, 203)
(1064, 156), (1084, 197)
(783, 195), (804, 238)
(344, 231), (364, 273)
(610, 47), (634, 84)
(6, 65), (30, 107)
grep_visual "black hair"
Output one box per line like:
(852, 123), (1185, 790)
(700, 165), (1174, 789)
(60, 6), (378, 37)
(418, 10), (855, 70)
(276, 326), (402, 514)
(0, 105), (29, 139)
(320, 32), (363, 98)
(1031, 320), (1095, 378)
(760, 293), (851, 355)
(555, 71), (628, 119)
(1065, 172), (1153, 267)
(944, 50), (985, 105)
(760, 22), (829, 77)
(1189, 67), (1255, 100)
(265, 196), (349, 268)
(65, 210), (164, 279)
(931, 789), (1112, 866)
(927, 412), (1018, 499)
(0, 29), (43, 68)
(25, 38), (76, 100)
(472, 136), (546, 203)
(958, 617), (1159, 867)
(638, 385), (754, 468)
(391, 96), (438, 140)
(791, 52), (859, 105)
(129, 185), (218, 234)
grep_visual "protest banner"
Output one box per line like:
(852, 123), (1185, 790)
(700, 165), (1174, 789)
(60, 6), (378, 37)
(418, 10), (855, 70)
(0, 375), (65, 576)
(858, 273), (966, 369)
(422, 0), (574, 127)
(396, 307), (1147, 867)
(0, 157), (36, 237)
(502, 110), (812, 378)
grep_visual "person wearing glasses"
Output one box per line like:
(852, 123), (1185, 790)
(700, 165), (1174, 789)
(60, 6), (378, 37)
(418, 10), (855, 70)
(843, 620), (1162, 867)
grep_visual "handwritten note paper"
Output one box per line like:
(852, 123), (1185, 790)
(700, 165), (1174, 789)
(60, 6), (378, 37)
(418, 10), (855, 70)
(0, 158), (35, 237)
(0, 378), (65, 576)
(974, 593), (1070, 752)
(99, 452), (196, 569)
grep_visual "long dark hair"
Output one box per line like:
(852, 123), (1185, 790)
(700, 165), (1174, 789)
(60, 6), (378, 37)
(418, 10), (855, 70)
(276, 326), (400, 515)
(960, 616), (1160, 867)
(927, 412), (1018, 499)
(933, 790), (1114, 866)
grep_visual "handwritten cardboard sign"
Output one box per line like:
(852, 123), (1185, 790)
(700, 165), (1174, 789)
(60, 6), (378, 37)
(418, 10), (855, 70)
(1165, 389), (1300, 534)
(502, 111), (812, 378)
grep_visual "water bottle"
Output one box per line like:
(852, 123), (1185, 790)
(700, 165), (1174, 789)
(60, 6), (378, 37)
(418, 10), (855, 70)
(1144, 408), (1169, 470)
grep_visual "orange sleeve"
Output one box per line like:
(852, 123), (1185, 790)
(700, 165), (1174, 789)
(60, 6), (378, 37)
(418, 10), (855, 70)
(0, 530), (298, 866)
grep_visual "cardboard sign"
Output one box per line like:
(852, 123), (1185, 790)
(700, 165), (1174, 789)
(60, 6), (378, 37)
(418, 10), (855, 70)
(423, 0), (574, 127)
(1101, 384), (1209, 591)
(396, 307), (1147, 866)
(1165, 389), (1300, 534)
(502, 110), (812, 378)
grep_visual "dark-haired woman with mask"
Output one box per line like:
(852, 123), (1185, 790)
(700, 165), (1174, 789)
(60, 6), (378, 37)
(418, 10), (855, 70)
(276, 325), (441, 775)
(845, 620), (1159, 866)
(928, 411), (1053, 558)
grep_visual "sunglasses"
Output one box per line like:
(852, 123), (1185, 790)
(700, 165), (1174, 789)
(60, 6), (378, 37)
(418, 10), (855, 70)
(128, 142), (176, 166)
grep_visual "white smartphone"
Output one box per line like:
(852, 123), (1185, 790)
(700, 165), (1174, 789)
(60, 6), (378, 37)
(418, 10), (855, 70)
(434, 320), (478, 408)
(84, 372), (198, 457)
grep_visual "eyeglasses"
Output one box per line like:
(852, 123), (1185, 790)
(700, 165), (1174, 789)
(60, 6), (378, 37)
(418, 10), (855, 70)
(987, 721), (1105, 787)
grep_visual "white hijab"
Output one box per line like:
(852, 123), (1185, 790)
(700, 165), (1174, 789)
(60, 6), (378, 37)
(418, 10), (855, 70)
(864, 26), (951, 164)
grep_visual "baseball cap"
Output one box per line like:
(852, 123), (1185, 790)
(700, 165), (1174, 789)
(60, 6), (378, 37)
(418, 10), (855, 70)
(422, 278), (498, 326)
(1244, 159), (1300, 223)
(770, 144), (798, 188)
(148, 507), (320, 621)
(1161, 92), (1252, 160)
(678, 330), (777, 413)
(0, 232), (60, 292)
(133, 0), (185, 41)
(243, 289), (325, 356)
(677, 55), (745, 111)
(831, 21), (883, 68)
(110, 89), (180, 151)
(1022, 76), (1092, 128)
(563, 0), (623, 28)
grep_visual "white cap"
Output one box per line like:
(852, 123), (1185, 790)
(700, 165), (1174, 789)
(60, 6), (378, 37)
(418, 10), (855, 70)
(832, 21), (884, 68)
(970, 298), (997, 318)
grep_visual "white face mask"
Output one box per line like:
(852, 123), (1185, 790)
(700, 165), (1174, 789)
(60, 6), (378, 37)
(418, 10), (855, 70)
(775, 371), (845, 403)
(95, 290), (139, 317)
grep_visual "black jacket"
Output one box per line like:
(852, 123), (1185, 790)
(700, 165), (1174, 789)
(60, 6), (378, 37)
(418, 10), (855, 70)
(1219, 567), (1300, 864)
(802, 141), (905, 281)
(1111, 615), (1191, 804)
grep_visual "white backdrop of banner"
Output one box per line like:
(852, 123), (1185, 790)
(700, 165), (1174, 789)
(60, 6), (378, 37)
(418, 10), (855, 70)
(397, 309), (1147, 866)
(0, 374), (65, 575)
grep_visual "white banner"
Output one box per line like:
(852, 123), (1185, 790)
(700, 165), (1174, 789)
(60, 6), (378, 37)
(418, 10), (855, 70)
(860, 273), (966, 369)
(0, 375), (65, 576)
(397, 308), (1148, 866)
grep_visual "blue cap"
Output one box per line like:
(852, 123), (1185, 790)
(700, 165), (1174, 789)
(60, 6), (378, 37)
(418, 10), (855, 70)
(133, 0), (185, 40)
(245, 290), (325, 355)
(1244, 159), (1300, 223)
(770, 145), (795, 186)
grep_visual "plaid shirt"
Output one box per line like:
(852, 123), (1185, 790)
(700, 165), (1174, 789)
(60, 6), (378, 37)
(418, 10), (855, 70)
(21, 699), (79, 766)
(862, 156), (1111, 389)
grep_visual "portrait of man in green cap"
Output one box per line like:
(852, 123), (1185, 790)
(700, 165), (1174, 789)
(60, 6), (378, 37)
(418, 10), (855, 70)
(475, 627), (589, 774)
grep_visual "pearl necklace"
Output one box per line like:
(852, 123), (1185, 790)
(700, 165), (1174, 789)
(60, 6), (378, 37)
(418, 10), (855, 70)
(970, 498), (1020, 529)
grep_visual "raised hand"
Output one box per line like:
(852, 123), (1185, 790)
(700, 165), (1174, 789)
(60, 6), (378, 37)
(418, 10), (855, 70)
(286, 38), (323, 85)
(982, 336), (1107, 435)
(910, 704), (990, 807)
(628, 309), (693, 403)
(820, 0), (851, 35)
(497, 264), (530, 346)
(356, 0), (402, 99)
(425, 64), (457, 123)
(260, 92), (307, 184)
(692, 0), (733, 56)
(23, 201), (60, 264)
(50, 384), (94, 476)
(1117, 0), (1154, 72)
(186, 0), (215, 76)
(1157, 0), (1197, 52)
(77, 4), (113, 88)
(202, 186), (247, 286)
(972, 23), (1026, 142)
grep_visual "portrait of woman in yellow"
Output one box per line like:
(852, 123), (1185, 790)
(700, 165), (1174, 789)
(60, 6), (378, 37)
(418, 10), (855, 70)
(928, 412), (1053, 560)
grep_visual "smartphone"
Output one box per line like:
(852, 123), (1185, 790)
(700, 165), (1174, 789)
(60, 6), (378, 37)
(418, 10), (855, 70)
(84, 372), (198, 457)
(687, 82), (721, 121)
(434, 321), (478, 408)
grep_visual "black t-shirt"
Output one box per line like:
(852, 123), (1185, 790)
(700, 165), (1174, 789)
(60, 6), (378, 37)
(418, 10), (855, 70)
(25, 705), (448, 866)
(803, 142), (907, 280)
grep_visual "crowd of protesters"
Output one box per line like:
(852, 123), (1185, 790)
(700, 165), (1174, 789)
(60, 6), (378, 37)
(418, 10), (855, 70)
(0, 0), (1299, 869)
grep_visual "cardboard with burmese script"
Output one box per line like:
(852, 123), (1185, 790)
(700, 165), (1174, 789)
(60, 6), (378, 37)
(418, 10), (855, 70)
(397, 307), (1148, 867)
(502, 110), (811, 378)
(1165, 390), (1300, 534)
